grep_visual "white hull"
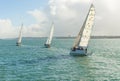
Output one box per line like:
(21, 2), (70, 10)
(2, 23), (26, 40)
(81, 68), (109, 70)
(70, 49), (87, 56)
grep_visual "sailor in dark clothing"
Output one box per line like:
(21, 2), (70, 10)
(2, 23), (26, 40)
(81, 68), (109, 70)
(72, 47), (76, 51)
(85, 48), (87, 52)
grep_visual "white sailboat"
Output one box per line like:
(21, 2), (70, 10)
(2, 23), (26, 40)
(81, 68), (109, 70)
(44, 22), (54, 48)
(70, 4), (95, 56)
(16, 23), (23, 46)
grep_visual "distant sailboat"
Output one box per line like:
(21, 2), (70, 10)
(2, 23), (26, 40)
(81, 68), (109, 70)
(70, 4), (95, 56)
(44, 22), (54, 48)
(16, 23), (23, 46)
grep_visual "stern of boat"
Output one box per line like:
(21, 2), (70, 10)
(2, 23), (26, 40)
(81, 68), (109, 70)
(16, 42), (21, 46)
(70, 47), (87, 56)
(44, 44), (50, 48)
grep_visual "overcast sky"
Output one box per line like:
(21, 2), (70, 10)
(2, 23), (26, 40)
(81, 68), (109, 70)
(0, 0), (120, 38)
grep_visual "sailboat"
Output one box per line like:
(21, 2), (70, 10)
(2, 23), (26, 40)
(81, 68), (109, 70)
(70, 4), (95, 56)
(44, 22), (54, 48)
(16, 23), (23, 46)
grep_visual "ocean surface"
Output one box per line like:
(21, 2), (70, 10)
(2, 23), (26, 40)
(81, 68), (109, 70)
(0, 38), (120, 81)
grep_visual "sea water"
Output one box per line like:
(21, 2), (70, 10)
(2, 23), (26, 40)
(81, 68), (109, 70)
(0, 38), (120, 81)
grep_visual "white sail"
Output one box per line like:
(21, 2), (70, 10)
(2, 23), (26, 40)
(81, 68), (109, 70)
(17, 23), (23, 44)
(73, 4), (95, 48)
(79, 4), (95, 47)
(45, 23), (54, 45)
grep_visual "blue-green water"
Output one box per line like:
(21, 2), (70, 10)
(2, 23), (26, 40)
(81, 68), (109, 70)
(0, 38), (120, 81)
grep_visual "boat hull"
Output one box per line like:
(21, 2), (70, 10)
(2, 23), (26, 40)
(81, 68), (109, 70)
(16, 42), (21, 46)
(44, 44), (50, 48)
(70, 49), (87, 56)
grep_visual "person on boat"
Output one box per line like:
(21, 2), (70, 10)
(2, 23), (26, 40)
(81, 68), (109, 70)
(79, 47), (83, 50)
(72, 47), (76, 51)
(85, 48), (87, 52)
(44, 44), (50, 48)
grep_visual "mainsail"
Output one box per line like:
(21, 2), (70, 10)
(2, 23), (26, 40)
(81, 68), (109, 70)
(17, 23), (23, 45)
(45, 23), (54, 45)
(73, 4), (95, 48)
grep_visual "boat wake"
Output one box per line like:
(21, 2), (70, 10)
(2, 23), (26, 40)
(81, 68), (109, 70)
(86, 52), (93, 56)
(21, 44), (43, 48)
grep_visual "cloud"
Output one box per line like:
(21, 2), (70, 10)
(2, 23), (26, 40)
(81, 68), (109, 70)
(95, 16), (103, 20)
(23, 23), (48, 37)
(49, 0), (57, 16)
(71, 0), (90, 3)
(48, 0), (91, 19)
(0, 19), (18, 38)
(27, 9), (48, 23)
(1, 0), (120, 39)
(92, 0), (120, 36)
(48, 0), (120, 36)
(48, 0), (92, 36)
(1, 0), (87, 38)
(0, 19), (47, 39)
(27, 9), (50, 37)
(0, 9), (49, 39)
(102, 0), (119, 13)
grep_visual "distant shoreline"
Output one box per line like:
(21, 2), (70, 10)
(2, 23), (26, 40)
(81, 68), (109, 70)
(54, 36), (120, 39)
(1, 36), (120, 40)
(23, 36), (120, 39)
(91, 36), (120, 39)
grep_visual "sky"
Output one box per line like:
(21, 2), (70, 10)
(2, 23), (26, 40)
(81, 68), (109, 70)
(0, 0), (120, 38)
